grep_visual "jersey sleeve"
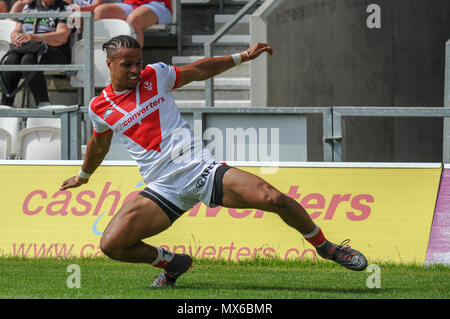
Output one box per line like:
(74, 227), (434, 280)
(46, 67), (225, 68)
(148, 62), (180, 91)
(88, 97), (112, 136)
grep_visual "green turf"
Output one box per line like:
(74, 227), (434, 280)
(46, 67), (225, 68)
(0, 257), (448, 299)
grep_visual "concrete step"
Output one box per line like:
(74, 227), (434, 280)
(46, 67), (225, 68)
(180, 45), (250, 57)
(40, 74), (251, 106)
(187, 34), (250, 46)
(172, 89), (250, 100)
(177, 77), (249, 89)
(172, 55), (250, 77)
(215, 14), (250, 34)
(172, 77), (249, 100)
(176, 99), (251, 108)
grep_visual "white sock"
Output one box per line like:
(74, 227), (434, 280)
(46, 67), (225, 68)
(302, 225), (320, 238)
(151, 247), (175, 268)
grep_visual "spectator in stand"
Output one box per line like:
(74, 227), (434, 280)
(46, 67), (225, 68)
(93, 0), (172, 47)
(1, 0), (72, 107)
(0, 1), (8, 12)
(64, 0), (102, 32)
(68, 0), (102, 12)
(9, 0), (32, 13)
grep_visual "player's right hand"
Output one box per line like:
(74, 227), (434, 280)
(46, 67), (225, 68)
(60, 176), (89, 191)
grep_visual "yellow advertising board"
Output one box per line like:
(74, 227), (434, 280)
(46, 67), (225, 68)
(0, 162), (441, 264)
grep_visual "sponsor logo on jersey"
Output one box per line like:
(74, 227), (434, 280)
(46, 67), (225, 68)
(143, 81), (153, 91)
(103, 107), (114, 120)
(115, 96), (165, 132)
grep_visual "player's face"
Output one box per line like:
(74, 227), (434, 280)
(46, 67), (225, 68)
(107, 47), (143, 91)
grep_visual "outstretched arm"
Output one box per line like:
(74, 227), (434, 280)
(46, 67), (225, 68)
(175, 42), (273, 88)
(60, 130), (113, 190)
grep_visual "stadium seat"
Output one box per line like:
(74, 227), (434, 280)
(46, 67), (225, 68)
(0, 40), (9, 62)
(16, 105), (71, 160)
(0, 105), (21, 159)
(70, 19), (136, 88)
(0, 128), (12, 159)
(16, 126), (61, 160)
(92, 19), (137, 39)
(0, 20), (16, 61)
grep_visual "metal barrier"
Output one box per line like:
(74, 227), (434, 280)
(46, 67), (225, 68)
(0, 105), (80, 160)
(331, 107), (450, 162)
(79, 105), (333, 161)
(0, 11), (94, 110)
(4, 105), (450, 162)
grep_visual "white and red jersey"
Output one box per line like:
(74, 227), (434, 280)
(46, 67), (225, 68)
(89, 62), (208, 185)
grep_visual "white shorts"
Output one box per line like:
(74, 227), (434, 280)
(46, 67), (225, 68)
(139, 159), (230, 223)
(114, 1), (172, 24)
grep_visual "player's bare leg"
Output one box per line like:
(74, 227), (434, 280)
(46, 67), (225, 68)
(221, 168), (317, 233)
(126, 6), (159, 47)
(99, 195), (170, 263)
(99, 195), (193, 286)
(221, 167), (367, 271)
(93, 4), (128, 21)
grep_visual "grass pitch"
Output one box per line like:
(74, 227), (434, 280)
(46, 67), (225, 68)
(0, 257), (448, 299)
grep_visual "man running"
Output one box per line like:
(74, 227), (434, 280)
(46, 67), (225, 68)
(60, 35), (367, 288)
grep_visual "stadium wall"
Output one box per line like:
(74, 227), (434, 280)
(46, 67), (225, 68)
(0, 161), (448, 266)
(250, 0), (450, 162)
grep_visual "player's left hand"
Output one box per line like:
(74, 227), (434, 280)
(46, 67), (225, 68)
(60, 176), (89, 191)
(246, 42), (274, 61)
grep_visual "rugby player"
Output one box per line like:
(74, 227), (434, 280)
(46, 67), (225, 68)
(60, 35), (367, 287)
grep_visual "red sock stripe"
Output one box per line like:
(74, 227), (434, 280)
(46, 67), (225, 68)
(154, 260), (170, 269)
(305, 228), (326, 247)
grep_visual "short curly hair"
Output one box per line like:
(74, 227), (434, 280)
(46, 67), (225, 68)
(102, 35), (141, 59)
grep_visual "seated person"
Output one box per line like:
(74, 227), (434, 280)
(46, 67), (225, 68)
(9, 0), (73, 13)
(0, 1), (8, 12)
(93, 0), (172, 47)
(68, 0), (102, 12)
(9, 0), (32, 13)
(65, 0), (102, 32)
(1, 0), (72, 107)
